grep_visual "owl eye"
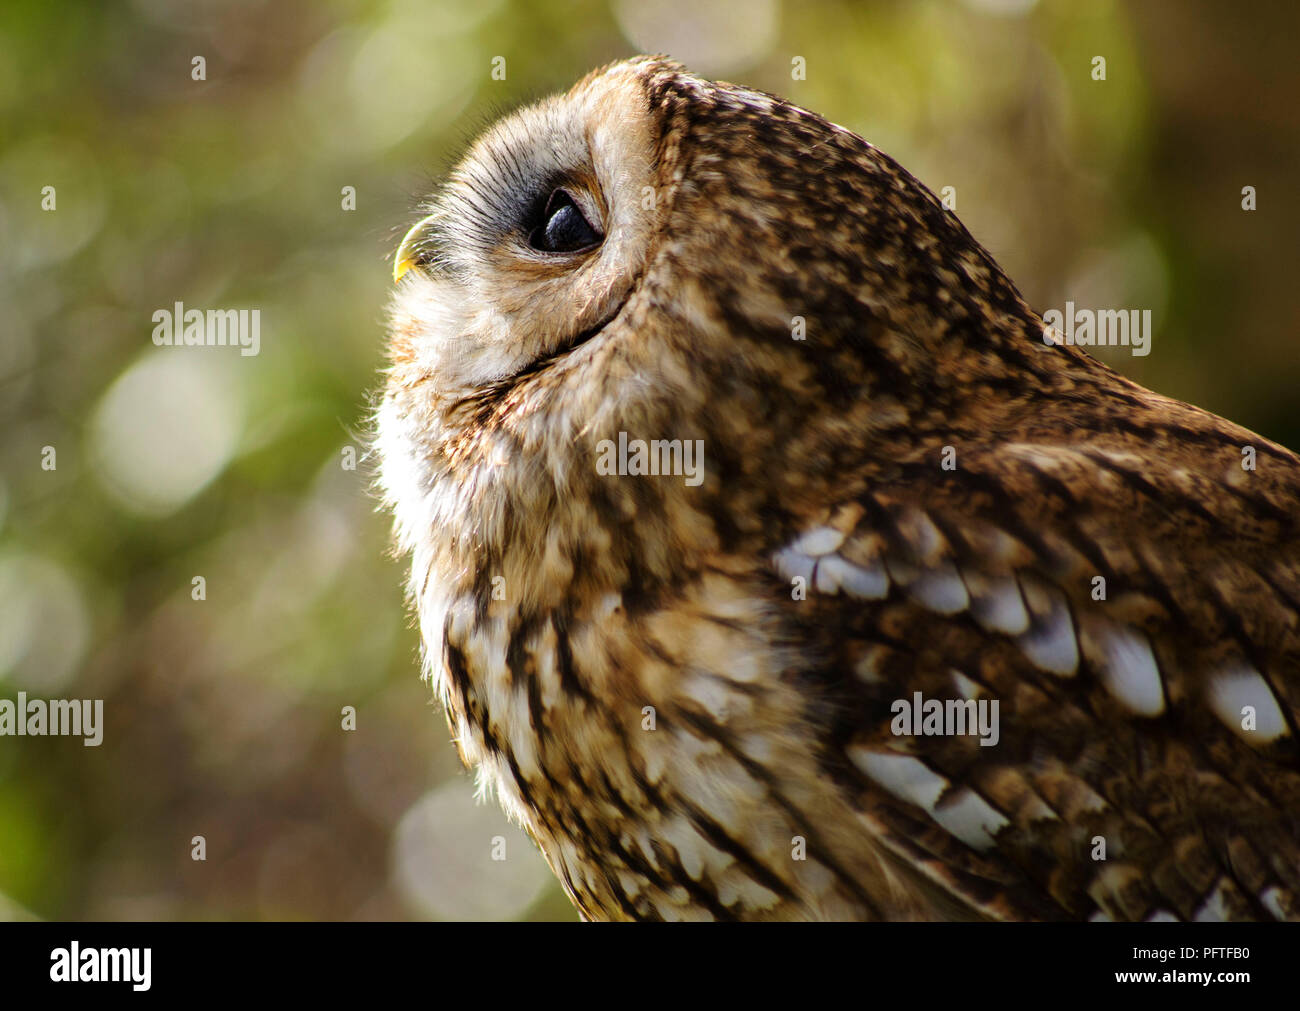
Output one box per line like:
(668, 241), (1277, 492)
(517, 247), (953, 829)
(529, 189), (602, 253)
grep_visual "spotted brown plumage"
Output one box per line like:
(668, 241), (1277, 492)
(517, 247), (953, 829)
(375, 56), (1300, 920)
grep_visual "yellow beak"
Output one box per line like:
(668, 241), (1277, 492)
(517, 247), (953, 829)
(393, 213), (438, 282)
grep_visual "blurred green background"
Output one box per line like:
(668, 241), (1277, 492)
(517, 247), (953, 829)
(0, 0), (1296, 920)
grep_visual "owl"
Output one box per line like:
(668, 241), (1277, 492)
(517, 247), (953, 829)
(375, 56), (1300, 921)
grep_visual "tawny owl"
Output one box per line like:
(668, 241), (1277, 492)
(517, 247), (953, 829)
(375, 56), (1300, 921)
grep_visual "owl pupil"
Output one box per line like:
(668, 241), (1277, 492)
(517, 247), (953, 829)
(531, 189), (601, 253)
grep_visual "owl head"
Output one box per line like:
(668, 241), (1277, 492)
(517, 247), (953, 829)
(376, 56), (1050, 616)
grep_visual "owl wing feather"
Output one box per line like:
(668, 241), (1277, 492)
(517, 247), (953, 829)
(778, 405), (1300, 921)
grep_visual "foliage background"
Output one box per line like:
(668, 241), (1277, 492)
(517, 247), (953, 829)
(0, 0), (1296, 920)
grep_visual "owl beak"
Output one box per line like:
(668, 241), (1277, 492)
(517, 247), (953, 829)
(393, 214), (438, 282)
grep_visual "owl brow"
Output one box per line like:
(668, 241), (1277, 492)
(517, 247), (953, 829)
(471, 122), (599, 243)
(442, 165), (533, 255)
(406, 172), (501, 274)
(464, 140), (541, 223)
